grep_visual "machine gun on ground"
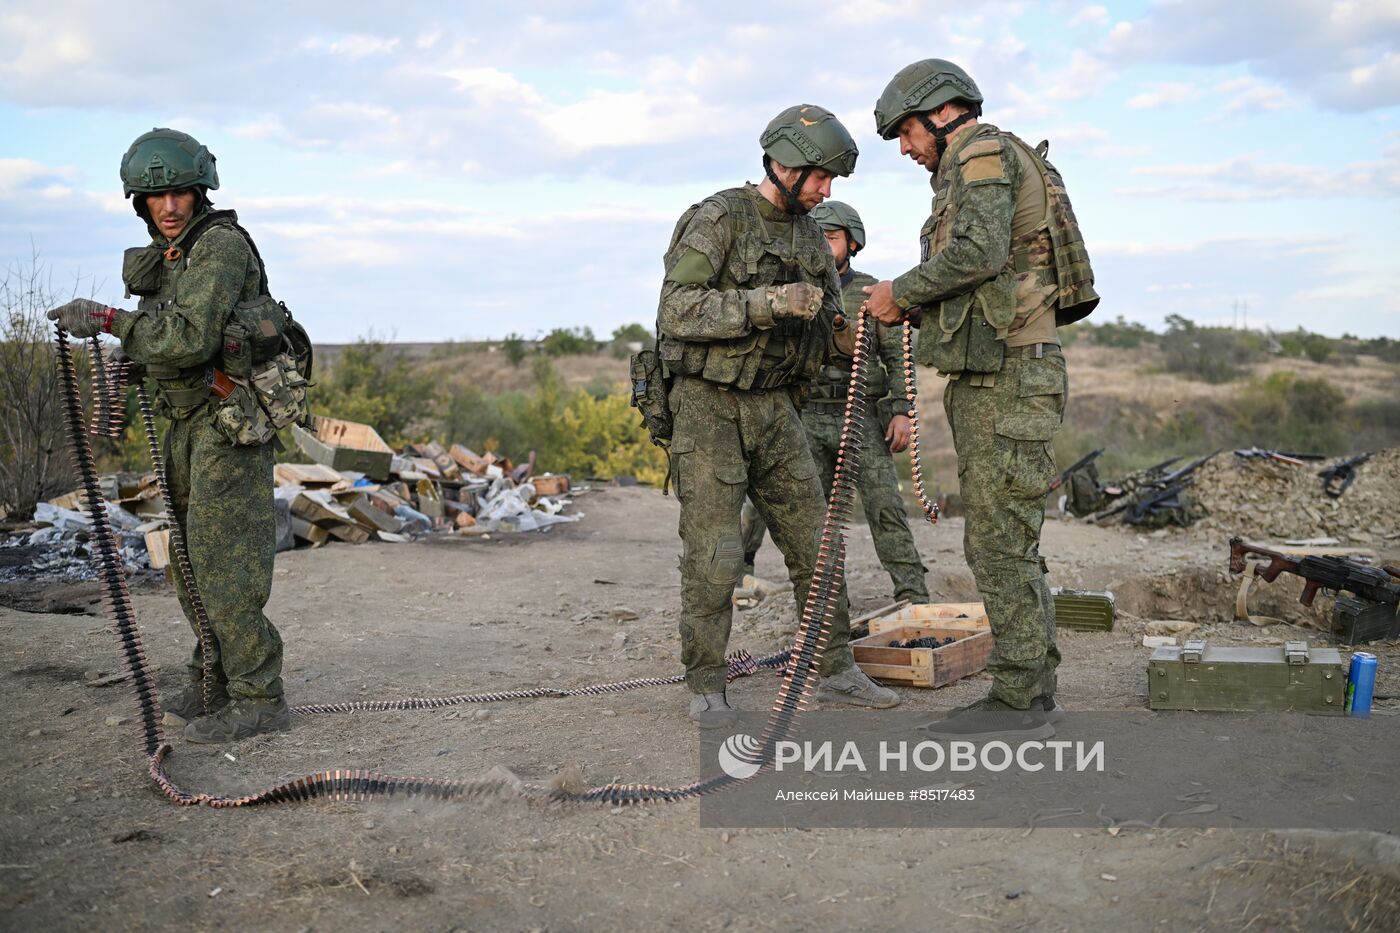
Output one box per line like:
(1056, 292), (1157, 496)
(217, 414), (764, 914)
(1318, 452), (1373, 498)
(1228, 537), (1400, 643)
(1091, 450), (1220, 526)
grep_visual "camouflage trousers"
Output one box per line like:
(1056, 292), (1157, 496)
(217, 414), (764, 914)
(944, 350), (1066, 709)
(669, 376), (853, 694)
(742, 402), (929, 604)
(163, 404), (284, 701)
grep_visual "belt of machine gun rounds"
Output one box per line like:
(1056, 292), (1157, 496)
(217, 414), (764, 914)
(56, 316), (935, 808)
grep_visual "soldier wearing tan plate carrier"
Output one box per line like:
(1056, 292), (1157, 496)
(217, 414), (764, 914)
(860, 60), (1099, 738)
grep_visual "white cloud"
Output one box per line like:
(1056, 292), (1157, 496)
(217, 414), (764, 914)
(1070, 5), (1110, 28)
(300, 34), (401, 60)
(1126, 81), (1201, 110)
(1215, 76), (1288, 114)
(1119, 146), (1400, 200)
(1106, 0), (1400, 112)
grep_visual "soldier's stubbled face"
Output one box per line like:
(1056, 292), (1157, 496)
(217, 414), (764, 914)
(822, 227), (850, 269)
(771, 162), (836, 212)
(145, 188), (198, 240)
(896, 115), (942, 172)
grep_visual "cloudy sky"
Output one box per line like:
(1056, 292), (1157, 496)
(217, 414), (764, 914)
(2, 0), (1397, 341)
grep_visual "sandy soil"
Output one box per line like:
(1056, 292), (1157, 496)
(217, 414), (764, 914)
(3, 486), (1399, 931)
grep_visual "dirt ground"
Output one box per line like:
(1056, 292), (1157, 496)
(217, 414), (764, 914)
(3, 485), (1399, 932)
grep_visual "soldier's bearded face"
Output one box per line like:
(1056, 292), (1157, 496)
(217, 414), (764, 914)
(796, 168), (834, 211)
(145, 189), (198, 239)
(822, 228), (850, 268)
(897, 116), (940, 171)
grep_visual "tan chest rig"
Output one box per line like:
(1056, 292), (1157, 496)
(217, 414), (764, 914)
(918, 128), (1098, 377)
(122, 211), (312, 446)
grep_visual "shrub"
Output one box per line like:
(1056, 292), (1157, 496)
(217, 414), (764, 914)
(540, 326), (599, 357)
(1234, 371), (1346, 454)
(319, 335), (434, 445)
(1276, 328), (1333, 364)
(1089, 315), (1154, 349)
(1160, 314), (1261, 383)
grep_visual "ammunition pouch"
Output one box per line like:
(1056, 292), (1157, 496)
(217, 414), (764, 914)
(212, 382), (278, 447)
(221, 294), (286, 378)
(924, 281), (1009, 376)
(629, 349), (673, 446)
(122, 246), (165, 297)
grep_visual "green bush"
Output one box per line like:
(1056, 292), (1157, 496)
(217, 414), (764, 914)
(502, 333), (527, 366)
(540, 326), (599, 357)
(1277, 328), (1333, 364)
(1159, 314), (1262, 383)
(1233, 371), (1346, 453)
(1088, 315), (1154, 349)
(318, 336), (434, 445)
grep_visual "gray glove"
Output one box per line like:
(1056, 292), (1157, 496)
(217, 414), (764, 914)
(47, 299), (112, 338)
(764, 282), (823, 321)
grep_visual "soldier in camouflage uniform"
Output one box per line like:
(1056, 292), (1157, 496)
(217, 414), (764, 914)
(659, 106), (900, 725)
(48, 129), (291, 743)
(740, 201), (930, 604)
(861, 62), (1098, 734)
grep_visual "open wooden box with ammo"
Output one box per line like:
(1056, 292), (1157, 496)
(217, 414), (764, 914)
(853, 602), (992, 688)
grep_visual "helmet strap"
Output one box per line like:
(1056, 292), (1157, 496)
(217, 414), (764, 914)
(763, 155), (813, 215)
(920, 106), (978, 160)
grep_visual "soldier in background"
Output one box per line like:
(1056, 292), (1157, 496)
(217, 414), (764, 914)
(48, 129), (296, 743)
(861, 61), (1098, 736)
(658, 106), (900, 725)
(740, 201), (930, 606)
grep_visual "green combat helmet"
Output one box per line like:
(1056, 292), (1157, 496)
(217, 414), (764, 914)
(810, 200), (865, 252)
(121, 128), (219, 199)
(760, 104), (858, 214)
(874, 59), (983, 158)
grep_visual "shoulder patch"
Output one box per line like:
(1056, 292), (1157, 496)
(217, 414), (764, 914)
(961, 153), (1006, 183)
(957, 137), (1003, 163)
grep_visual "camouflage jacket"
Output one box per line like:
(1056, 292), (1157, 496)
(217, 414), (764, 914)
(657, 184), (841, 391)
(808, 267), (915, 418)
(111, 209), (262, 417)
(892, 123), (1079, 374)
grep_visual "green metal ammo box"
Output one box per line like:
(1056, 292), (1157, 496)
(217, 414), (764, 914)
(1333, 596), (1400, 646)
(1148, 639), (1345, 714)
(1052, 588), (1115, 632)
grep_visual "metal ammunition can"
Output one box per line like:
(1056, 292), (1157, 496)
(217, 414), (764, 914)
(1346, 652), (1377, 718)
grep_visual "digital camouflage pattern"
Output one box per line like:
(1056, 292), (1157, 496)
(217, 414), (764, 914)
(163, 405), (283, 700)
(889, 117), (1088, 710)
(669, 377), (854, 693)
(111, 205), (285, 702)
(659, 184), (853, 694)
(945, 349), (1066, 708)
(743, 268), (929, 603)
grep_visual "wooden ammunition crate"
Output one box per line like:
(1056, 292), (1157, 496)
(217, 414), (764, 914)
(291, 416), (395, 481)
(852, 624), (992, 688)
(867, 602), (989, 636)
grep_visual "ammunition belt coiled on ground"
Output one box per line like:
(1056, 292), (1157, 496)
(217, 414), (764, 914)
(55, 317), (935, 808)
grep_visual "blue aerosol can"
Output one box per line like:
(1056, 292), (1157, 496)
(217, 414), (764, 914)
(1345, 652), (1377, 718)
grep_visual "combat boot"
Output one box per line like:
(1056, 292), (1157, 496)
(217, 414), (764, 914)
(919, 696), (1054, 741)
(1033, 694), (1065, 723)
(163, 679), (230, 725)
(689, 691), (739, 729)
(816, 666), (900, 708)
(184, 696), (291, 744)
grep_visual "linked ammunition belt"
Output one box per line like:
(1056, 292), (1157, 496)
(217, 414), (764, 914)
(55, 318), (936, 807)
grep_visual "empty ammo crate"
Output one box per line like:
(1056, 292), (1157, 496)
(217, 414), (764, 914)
(1148, 639), (1345, 714)
(1052, 588), (1115, 631)
(291, 416), (395, 481)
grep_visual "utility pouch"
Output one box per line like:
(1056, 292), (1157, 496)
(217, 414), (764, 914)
(212, 382), (277, 447)
(249, 353), (312, 430)
(630, 349), (673, 446)
(121, 246), (165, 297)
